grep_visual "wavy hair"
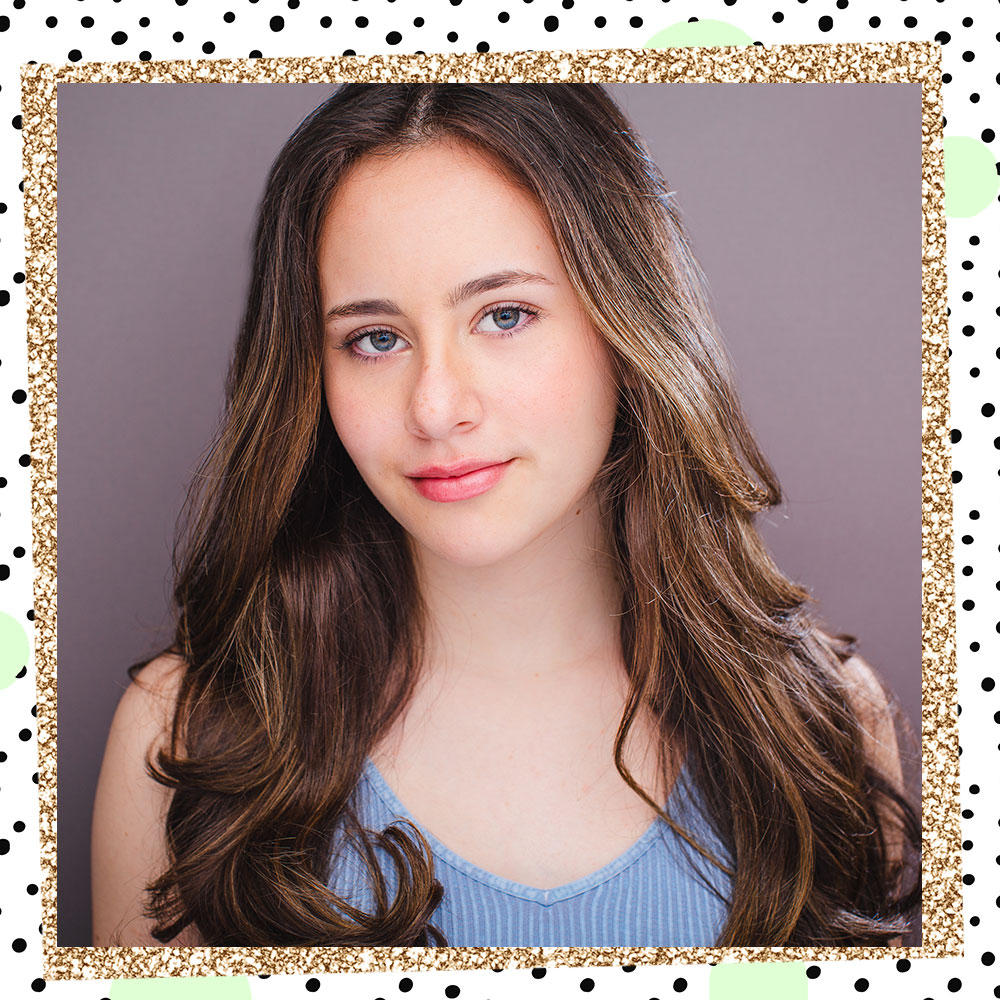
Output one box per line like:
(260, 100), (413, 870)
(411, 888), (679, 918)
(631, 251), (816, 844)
(133, 83), (919, 946)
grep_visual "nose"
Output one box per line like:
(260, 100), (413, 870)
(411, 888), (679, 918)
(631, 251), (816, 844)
(404, 343), (484, 440)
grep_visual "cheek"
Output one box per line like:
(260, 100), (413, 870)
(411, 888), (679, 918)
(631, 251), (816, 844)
(509, 346), (617, 453)
(323, 374), (383, 471)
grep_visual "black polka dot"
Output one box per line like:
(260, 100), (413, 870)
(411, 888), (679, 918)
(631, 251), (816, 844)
(270, 15), (284, 31)
(983, 403), (995, 417)
(224, 11), (236, 22)
(836, 0), (848, 7)
(111, 31), (128, 45)
(953, 471), (963, 484)
(387, 31), (402, 44)
(855, 979), (869, 992)
(904, 16), (917, 27)
(962, 51), (974, 62)
(983, 129), (995, 143)
(398, 980), (413, 994)
(773, 12), (784, 22)
(18, 454), (30, 467)
(0, 839), (10, 855)
(952, 428), (962, 443)
(806, 966), (821, 979)
(630, 16), (643, 27)
(45, 16), (57, 28)
(139, 51), (151, 61)
(305, 980), (320, 994)
(531, 969), (546, 979)
(580, 980), (595, 993)
(12, 115), (22, 130)
(896, 959), (910, 972)
(355, 15), (368, 26)
(82, 16), (94, 28)
(819, 15), (833, 30)
(68, 49), (82, 62)
(30, 979), (45, 993)
(18, 727), (30, 741)
(320, 16), (331, 27)
(249, 49), (263, 58)
(983, 952), (996, 966)
(673, 979), (688, 993)
(963, 874), (975, 885)
(12, 938), (26, 952)
(935, 30), (951, 44)
(595, 16), (606, 27)
(13, 547), (24, 558)
(948, 979), (962, 992)
(0, 17), (9, 31)
(869, 16), (881, 27)
(498, 11), (509, 22)
(139, 16), (150, 27)
(445, 987), (460, 999)
(984, 678), (995, 691)
(544, 15), (559, 30)
(963, 16), (974, 27)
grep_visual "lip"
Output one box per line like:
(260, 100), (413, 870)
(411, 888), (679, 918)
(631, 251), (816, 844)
(407, 458), (514, 503)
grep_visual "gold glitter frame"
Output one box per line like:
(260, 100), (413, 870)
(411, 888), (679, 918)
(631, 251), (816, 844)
(25, 45), (956, 981)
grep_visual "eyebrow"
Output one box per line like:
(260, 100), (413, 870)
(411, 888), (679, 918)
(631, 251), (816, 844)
(324, 269), (556, 322)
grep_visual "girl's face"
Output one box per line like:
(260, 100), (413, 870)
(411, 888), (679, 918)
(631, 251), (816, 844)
(318, 140), (619, 569)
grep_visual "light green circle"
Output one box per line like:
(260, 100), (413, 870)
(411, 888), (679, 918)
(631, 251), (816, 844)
(710, 961), (807, 1000)
(943, 136), (1000, 217)
(0, 610), (30, 691)
(110, 976), (251, 1000)
(646, 19), (754, 49)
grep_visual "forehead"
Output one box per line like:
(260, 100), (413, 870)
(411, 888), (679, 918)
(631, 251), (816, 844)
(318, 140), (561, 281)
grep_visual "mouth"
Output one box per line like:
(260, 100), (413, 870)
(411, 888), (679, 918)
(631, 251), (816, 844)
(407, 459), (515, 503)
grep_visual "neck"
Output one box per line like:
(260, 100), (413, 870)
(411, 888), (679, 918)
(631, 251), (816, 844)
(412, 494), (625, 688)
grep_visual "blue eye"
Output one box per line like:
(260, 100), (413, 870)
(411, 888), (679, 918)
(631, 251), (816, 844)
(492, 307), (521, 330)
(349, 328), (407, 358)
(477, 302), (539, 336)
(367, 330), (399, 352)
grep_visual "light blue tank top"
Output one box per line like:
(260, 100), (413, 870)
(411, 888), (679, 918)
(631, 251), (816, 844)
(328, 759), (732, 946)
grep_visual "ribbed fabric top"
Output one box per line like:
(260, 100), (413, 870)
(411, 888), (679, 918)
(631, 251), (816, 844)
(327, 759), (731, 946)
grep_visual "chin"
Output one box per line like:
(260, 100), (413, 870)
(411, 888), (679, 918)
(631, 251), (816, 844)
(412, 533), (525, 570)
(402, 514), (541, 570)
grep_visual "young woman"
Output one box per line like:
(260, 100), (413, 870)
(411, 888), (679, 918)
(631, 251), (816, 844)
(92, 83), (919, 948)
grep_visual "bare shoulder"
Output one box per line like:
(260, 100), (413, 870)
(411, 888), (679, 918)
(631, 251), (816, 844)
(91, 652), (202, 946)
(837, 651), (903, 787)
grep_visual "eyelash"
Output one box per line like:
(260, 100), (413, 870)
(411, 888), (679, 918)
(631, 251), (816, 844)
(339, 301), (541, 364)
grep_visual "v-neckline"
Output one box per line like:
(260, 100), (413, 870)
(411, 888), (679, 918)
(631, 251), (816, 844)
(361, 757), (685, 905)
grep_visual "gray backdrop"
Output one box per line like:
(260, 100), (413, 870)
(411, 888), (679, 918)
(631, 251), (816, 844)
(56, 82), (922, 945)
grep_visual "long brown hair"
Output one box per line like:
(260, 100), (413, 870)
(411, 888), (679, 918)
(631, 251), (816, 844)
(135, 83), (919, 946)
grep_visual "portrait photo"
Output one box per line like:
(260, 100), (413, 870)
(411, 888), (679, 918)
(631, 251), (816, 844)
(52, 77), (923, 955)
